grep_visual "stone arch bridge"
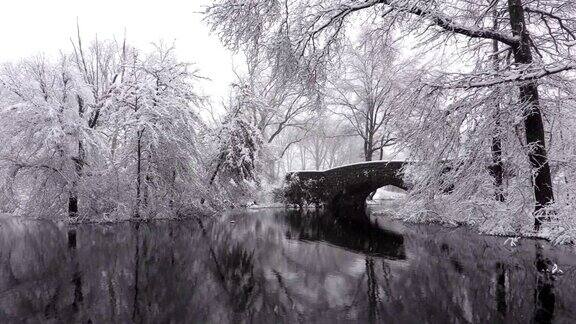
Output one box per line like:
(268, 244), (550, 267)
(283, 161), (411, 215)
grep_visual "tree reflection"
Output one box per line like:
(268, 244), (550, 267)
(132, 223), (142, 323)
(366, 257), (380, 323)
(533, 243), (555, 324)
(495, 262), (508, 317)
(197, 218), (262, 320)
(68, 229), (84, 315)
(0, 212), (575, 323)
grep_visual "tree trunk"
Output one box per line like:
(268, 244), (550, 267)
(268, 159), (278, 180)
(491, 4), (505, 203)
(314, 141), (322, 170)
(68, 153), (79, 216)
(491, 132), (505, 202)
(68, 194), (78, 217)
(135, 129), (143, 218)
(364, 140), (373, 162)
(507, 0), (554, 228)
(69, 144), (83, 217)
(299, 146), (307, 170)
(69, 96), (85, 218)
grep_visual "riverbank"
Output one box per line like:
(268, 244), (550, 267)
(371, 198), (576, 246)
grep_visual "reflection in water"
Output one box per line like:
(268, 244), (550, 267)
(495, 262), (508, 316)
(283, 210), (405, 259)
(366, 257), (379, 323)
(68, 229), (84, 317)
(0, 209), (575, 323)
(534, 243), (556, 324)
(132, 223), (141, 323)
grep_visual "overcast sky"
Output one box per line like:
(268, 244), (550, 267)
(0, 0), (237, 100)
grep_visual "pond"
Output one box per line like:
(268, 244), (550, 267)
(1, 207), (576, 323)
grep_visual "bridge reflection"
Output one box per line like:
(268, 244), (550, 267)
(282, 210), (406, 260)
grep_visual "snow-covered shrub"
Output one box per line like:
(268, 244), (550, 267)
(277, 174), (326, 208)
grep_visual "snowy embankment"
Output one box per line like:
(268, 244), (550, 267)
(372, 193), (576, 246)
(0, 204), (217, 225)
(246, 202), (285, 209)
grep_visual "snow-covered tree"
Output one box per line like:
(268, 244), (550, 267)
(0, 55), (93, 216)
(0, 37), (212, 219)
(328, 32), (407, 161)
(112, 43), (207, 217)
(204, 89), (266, 206)
(212, 114), (264, 184)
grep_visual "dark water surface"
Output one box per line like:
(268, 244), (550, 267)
(1, 208), (576, 323)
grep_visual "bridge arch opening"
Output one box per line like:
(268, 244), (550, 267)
(367, 185), (408, 203)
